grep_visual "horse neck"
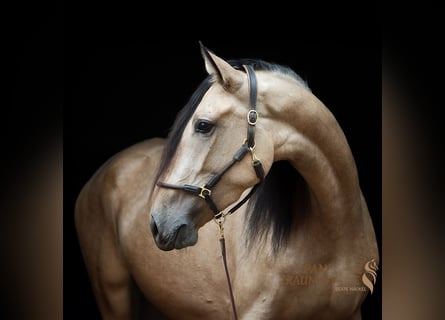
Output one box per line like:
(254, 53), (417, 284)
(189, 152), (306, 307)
(265, 80), (363, 231)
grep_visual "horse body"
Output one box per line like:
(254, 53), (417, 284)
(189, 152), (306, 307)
(75, 45), (379, 319)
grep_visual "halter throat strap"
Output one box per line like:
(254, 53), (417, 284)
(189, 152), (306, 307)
(156, 64), (264, 217)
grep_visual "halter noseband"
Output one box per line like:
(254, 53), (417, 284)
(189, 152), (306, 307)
(157, 64), (265, 218)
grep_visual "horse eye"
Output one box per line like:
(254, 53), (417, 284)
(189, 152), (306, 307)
(195, 119), (214, 134)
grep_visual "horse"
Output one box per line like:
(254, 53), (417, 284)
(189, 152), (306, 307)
(75, 43), (380, 319)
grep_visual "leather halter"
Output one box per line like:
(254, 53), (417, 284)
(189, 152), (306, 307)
(157, 64), (265, 218)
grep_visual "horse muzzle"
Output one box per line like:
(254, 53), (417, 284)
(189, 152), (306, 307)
(150, 213), (198, 250)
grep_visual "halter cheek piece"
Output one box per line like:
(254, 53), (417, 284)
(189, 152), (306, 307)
(157, 64), (265, 218)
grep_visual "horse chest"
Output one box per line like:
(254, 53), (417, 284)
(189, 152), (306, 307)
(232, 263), (334, 319)
(123, 213), (363, 319)
(228, 241), (368, 319)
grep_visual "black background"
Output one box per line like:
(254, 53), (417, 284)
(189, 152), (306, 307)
(64, 8), (382, 320)
(10, 3), (445, 319)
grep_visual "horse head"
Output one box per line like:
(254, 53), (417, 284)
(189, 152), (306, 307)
(148, 44), (275, 250)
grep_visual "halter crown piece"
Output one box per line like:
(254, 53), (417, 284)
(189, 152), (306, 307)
(156, 65), (264, 320)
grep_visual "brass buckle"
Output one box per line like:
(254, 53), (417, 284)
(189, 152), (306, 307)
(198, 186), (211, 199)
(249, 146), (260, 163)
(214, 211), (225, 221)
(247, 110), (258, 125)
(213, 211), (227, 239)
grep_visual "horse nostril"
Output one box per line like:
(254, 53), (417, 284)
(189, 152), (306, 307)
(150, 215), (159, 237)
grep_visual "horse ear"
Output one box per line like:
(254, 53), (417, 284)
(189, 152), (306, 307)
(199, 41), (244, 93)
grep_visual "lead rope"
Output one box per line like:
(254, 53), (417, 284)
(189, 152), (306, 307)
(214, 213), (238, 320)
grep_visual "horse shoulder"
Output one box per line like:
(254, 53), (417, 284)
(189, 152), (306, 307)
(74, 137), (166, 319)
(75, 137), (165, 232)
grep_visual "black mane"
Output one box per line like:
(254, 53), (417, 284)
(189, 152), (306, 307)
(154, 58), (310, 253)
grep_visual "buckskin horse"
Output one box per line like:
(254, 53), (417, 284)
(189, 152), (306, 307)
(75, 43), (379, 319)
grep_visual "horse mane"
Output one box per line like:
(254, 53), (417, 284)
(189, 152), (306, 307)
(154, 58), (311, 253)
(153, 77), (212, 185)
(245, 160), (310, 254)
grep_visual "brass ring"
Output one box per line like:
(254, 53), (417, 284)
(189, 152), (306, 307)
(247, 110), (258, 125)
